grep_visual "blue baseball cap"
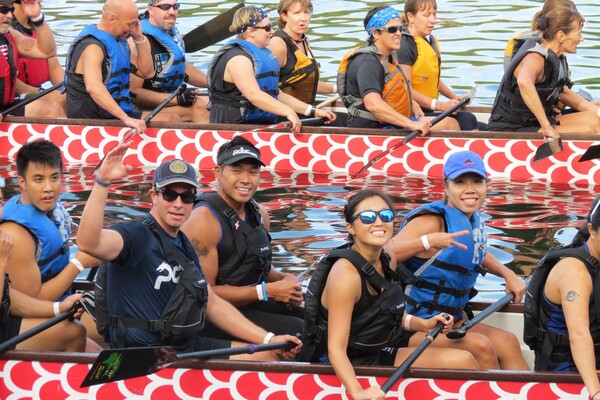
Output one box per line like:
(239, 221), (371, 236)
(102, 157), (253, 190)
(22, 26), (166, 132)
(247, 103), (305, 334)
(153, 159), (200, 189)
(443, 151), (488, 180)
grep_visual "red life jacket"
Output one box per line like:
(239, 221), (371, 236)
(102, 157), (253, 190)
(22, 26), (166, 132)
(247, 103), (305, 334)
(16, 28), (50, 87)
(0, 33), (19, 107)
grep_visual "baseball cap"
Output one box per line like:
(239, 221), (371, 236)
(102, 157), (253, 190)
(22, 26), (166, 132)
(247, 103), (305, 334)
(0, 0), (15, 5)
(217, 144), (266, 167)
(152, 159), (200, 189)
(443, 150), (487, 180)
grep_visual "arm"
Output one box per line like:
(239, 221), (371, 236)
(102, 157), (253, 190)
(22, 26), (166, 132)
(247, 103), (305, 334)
(15, 79), (39, 95)
(9, 289), (82, 319)
(482, 252), (526, 303)
(559, 86), (600, 113)
(185, 62), (207, 88)
(266, 35), (288, 68)
(126, 23), (154, 79)
(9, 0), (56, 59)
(48, 57), (65, 85)
(130, 73), (180, 108)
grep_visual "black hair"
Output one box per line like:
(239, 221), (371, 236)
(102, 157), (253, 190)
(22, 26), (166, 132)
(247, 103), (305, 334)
(343, 189), (395, 242)
(571, 196), (600, 246)
(16, 140), (63, 178)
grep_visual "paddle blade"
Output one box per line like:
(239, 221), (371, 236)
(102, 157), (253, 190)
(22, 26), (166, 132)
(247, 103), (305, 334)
(533, 138), (563, 162)
(579, 144), (600, 162)
(183, 4), (245, 52)
(81, 346), (176, 387)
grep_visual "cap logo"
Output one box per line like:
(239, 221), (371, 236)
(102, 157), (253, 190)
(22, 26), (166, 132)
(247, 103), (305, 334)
(463, 159), (473, 166)
(232, 146), (258, 159)
(169, 160), (188, 174)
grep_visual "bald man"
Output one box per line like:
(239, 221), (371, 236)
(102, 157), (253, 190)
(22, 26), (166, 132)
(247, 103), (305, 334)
(64, 0), (178, 132)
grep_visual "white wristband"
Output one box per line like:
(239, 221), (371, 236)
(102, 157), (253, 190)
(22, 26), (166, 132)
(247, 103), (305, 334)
(304, 104), (313, 117)
(133, 37), (146, 45)
(430, 99), (437, 111)
(256, 284), (264, 301)
(403, 314), (413, 331)
(332, 84), (337, 94)
(421, 235), (431, 251)
(53, 302), (60, 317)
(31, 13), (44, 23)
(263, 332), (275, 344)
(596, 107), (600, 118)
(71, 258), (84, 273)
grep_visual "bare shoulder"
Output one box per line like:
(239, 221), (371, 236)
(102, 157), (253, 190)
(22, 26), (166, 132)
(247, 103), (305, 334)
(182, 205), (221, 240)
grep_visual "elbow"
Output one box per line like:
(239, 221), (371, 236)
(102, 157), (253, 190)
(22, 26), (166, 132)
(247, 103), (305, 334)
(75, 237), (94, 255)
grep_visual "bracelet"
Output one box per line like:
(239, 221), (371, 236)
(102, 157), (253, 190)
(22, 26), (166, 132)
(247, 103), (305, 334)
(403, 314), (413, 331)
(95, 176), (111, 188)
(256, 284), (264, 301)
(430, 99), (437, 111)
(303, 104), (314, 117)
(31, 13), (45, 27)
(421, 235), (431, 251)
(133, 37), (146, 45)
(261, 281), (268, 302)
(596, 107), (600, 118)
(53, 302), (60, 317)
(332, 84), (337, 94)
(263, 332), (275, 344)
(71, 258), (84, 273)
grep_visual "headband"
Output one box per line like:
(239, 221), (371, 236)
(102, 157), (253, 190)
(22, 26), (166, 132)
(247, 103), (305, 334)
(237, 7), (269, 34)
(365, 7), (400, 37)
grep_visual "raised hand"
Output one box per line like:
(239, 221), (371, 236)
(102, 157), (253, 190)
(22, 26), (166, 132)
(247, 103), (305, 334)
(96, 141), (134, 183)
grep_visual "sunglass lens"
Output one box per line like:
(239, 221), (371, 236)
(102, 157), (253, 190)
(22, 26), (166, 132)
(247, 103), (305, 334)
(161, 190), (195, 204)
(359, 211), (377, 224)
(380, 209), (395, 222)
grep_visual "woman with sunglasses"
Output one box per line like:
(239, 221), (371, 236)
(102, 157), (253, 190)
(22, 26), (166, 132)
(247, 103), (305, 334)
(207, 5), (335, 134)
(524, 196), (600, 399)
(338, 6), (458, 132)
(387, 150), (529, 371)
(317, 189), (478, 400)
(267, 0), (335, 104)
(396, 0), (482, 130)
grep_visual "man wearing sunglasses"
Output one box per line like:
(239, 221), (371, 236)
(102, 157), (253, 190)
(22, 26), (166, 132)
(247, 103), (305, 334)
(181, 136), (305, 341)
(77, 147), (301, 358)
(130, 0), (209, 123)
(0, 0), (64, 121)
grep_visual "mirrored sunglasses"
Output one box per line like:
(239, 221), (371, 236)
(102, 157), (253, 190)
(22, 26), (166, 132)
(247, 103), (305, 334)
(157, 188), (196, 204)
(151, 3), (181, 11)
(350, 209), (395, 224)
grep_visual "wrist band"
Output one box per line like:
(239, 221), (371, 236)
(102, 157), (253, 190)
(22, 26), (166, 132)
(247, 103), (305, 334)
(261, 281), (268, 302)
(53, 302), (60, 317)
(256, 284), (264, 301)
(263, 332), (275, 344)
(71, 258), (84, 273)
(31, 13), (45, 27)
(421, 235), (431, 251)
(403, 314), (412, 331)
(332, 84), (337, 94)
(133, 37), (146, 45)
(95, 176), (111, 187)
(596, 107), (600, 118)
(304, 104), (313, 117)
(430, 99), (437, 111)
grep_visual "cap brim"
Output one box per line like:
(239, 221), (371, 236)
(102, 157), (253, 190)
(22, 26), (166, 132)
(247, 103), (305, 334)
(446, 168), (487, 180)
(220, 155), (266, 167)
(155, 178), (200, 189)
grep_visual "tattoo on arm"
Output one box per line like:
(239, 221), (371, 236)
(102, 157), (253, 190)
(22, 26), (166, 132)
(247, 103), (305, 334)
(22, 38), (35, 51)
(565, 290), (580, 302)
(191, 238), (209, 258)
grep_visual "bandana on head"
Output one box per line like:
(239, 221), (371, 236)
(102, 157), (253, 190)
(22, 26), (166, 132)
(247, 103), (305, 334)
(365, 6), (400, 37)
(148, 0), (161, 5)
(237, 7), (269, 34)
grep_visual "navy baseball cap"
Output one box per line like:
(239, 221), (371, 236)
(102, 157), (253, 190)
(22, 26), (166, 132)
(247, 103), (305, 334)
(153, 159), (200, 189)
(443, 151), (488, 180)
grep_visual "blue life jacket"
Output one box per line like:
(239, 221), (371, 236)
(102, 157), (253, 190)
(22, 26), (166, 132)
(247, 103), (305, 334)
(140, 18), (186, 93)
(65, 24), (134, 118)
(208, 39), (279, 123)
(398, 200), (487, 319)
(2, 196), (71, 284)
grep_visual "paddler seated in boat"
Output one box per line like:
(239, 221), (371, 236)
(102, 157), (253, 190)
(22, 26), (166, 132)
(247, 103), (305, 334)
(10, 0), (66, 113)
(337, 6), (458, 132)
(395, 0), (483, 131)
(76, 149), (302, 359)
(63, 0), (179, 134)
(524, 196), (600, 400)
(266, 0), (336, 104)
(0, 0), (64, 121)
(387, 150), (529, 370)
(181, 136), (305, 340)
(0, 141), (101, 352)
(0, 187), (85, 352)
(129, 0), (210, 123)
(206, 5), (336, 134)
(303, 189), (478, 400)
(488, 0), (600, 138)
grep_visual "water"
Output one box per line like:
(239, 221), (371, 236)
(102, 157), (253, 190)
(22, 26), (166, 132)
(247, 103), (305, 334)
(40, 0), (600, 105)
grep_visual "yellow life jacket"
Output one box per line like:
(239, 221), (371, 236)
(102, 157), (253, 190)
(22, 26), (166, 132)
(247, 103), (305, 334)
(337, 46), (412, 123)
(411, 34), (441, 100)
(504, 30), (540, 71)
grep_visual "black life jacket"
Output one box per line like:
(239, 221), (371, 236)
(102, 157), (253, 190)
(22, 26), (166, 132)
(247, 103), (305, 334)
(523, 244), (600, 371)
(297, 244), (405, 362)
(0, 274), (10, 322)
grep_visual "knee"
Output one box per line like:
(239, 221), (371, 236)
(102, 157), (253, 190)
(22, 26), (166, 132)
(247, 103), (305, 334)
(61, 320), (87, 351)
(46, 100), (66, 118)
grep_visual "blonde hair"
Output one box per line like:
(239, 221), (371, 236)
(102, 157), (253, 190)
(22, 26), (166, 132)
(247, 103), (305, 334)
(277, 0), (313, 29)
(230, 5), (267, 37)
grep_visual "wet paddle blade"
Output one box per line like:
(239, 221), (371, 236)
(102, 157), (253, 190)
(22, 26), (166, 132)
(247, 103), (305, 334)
(579, 144), (600, 162)
(533, 138), (563, 163)
(183, 4), (245, 53)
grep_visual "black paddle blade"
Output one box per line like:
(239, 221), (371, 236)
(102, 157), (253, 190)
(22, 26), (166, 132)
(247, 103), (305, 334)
(183, 3), (245, 53)
(579, 143), (600, 162)
(533, 138), (563, 162)
(81, 346), (176, 387)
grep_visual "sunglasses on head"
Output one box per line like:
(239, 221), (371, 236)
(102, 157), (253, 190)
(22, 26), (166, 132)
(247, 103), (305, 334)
(378, 25), (402, 34)
(350, 209), (395, 224)
(0, 6), (15, 14)
(156, 188), (196, 204)
(151, 3), (181, 11)
(252, 23), (273, 32)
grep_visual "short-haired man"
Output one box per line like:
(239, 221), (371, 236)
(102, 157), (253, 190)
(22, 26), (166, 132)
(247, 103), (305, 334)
(77, 145), (301, 358)
(130, 0), (209, 122)
(181, 136), (305, 340)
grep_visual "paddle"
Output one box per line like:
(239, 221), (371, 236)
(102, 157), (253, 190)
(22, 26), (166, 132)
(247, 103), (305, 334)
(532, 137), (563, 163)
(351, 93), (473, 179)
(315, 94), (341, 109)
(81, 341), (294, 387)
(90, 83), (186, 175)
(578, 143), (600, 162)
(380, 322), (445, 393)
(0, 303), (79, 354)
(0, 82), (62, 118)
(183, 3), (245, 53)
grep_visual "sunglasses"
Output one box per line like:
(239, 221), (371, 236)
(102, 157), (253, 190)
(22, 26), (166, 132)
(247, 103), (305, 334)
(378, 25), (402, 34)
(350, 209), (395, 224)
(156, 188), (196, 204)
(0, 6), (15, 14)
(253, 24), (273, 32)
(151, 3), (181, 11)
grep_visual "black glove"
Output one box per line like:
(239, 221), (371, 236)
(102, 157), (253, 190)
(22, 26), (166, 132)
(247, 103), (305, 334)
(177, 87), (197, 107)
